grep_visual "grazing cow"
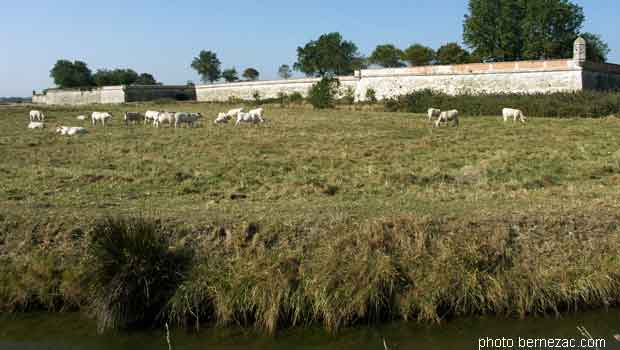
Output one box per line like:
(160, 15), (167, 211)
(91, 112), (112, 126)
(76, 115), (87, 121)
(248, 107), (264, 118)
(144, 110), (162, 125)
(502, 108), (527, 123)
(56, 126), (88, 135)
(427, 108), (441, 121)
(29, 110), (45, 121)
(235, 112), (264, 126)
(28, 121), (45, 129)
(226, 108), (244, 118)
(214, 112), (230, 124)
(124, 112), (144, 126)
(154, 111), (175, 128)
(174, 112), (203, 128)
(434, 110), (459, 127)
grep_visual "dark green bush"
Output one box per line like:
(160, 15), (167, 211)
(252, 91), (262, 105)
(365, 88), (377, 103)
(383, 89), (620, 118)
(289, 92), (304, 104)
(85, 217), (192, 333)
(308, 77), (340, 109)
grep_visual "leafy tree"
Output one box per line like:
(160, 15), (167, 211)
(436, 42), (471, 65)
(222, 68), (239, 82)
(401, 44), (435, 66)
(243, 68), (260, 81)
(308, 76), (340, 109)
(463, 0), (602, 61)
(581, 32), (610, 63)
(294, 32), (363, 77)
(278, 64), (292, 79)
(50, 60), (94, 88)
(369, 44), (405, 67)
(191, 50), (221, 83)
(135, 73), (158, 85)
(92, 69), (140, 86)
(521, 0), (584, 59)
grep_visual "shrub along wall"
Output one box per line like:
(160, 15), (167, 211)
(383, 90), (620, 118)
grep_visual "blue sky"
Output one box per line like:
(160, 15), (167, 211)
(1, 0), (618, 97)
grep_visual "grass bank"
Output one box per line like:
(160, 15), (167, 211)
(1, 102), (620, 333)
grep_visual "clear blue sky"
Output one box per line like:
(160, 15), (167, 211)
(1, 0), (618, 97)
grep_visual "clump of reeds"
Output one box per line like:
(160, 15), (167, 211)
(85, 216), (192, 333)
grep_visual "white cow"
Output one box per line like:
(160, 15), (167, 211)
(76, 115), (87, 121)
(434, 110), (459, 127)
(226, 108), (244, 118)
(235, 112), (264, 126)
(56, 126), (88, 135)
(154, 111), (175, 128)
(248, 107), (264, 118)
(144, 110), (162, 125)
(28, 122), (45, 129)
(214, 112), (230, 124)
(174, 112), (203, 128)
(91, 112), (112, 126)
(29, 110), (45, 121)
(124, 112), (144, 126)
(427, 108), (441, 121)
(502, 108), (527, 123)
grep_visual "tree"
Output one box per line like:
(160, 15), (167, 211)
(401, 44), (435, 66)
(436, 42), (471, 65)
(92, 69), (139, 86)
(521, 0), (584, 60)
(308, 77), (340, 109)
(222, 68), (239, 82)
(278, 64), (292, 79)
(191, 50), (221, 83)
(369, 44), (405, 67)
(294, 32), (363, 77)
(463, 0), (597, 61)
(242, 68), (260, 81)
(135, 73), (158, 85)
(50, 60), (94, 88)
(581, 32), (610, 63)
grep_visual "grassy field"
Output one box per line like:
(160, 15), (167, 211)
(2, 101), (620, 332)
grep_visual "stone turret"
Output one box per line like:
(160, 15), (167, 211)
(573, 36), (586, 65)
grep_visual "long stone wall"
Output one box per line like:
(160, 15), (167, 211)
(124, 85), (196, 102)
(195, 59), (593, 103)
(32, 86), (124, 105)
(32, 85), (196, 105)
(581, 62), (620, 91)
(195, 76), (359, 102)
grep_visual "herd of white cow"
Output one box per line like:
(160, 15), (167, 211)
(26, 106), (526, 135)
(26, 107), (267, 135)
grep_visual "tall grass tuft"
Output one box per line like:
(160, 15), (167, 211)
(85, 216), (192, 333)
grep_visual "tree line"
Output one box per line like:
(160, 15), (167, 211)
(49, 60), (160, 89)
(51, 0), (611, 88)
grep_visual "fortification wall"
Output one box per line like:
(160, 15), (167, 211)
(356, 60), (582, 101)
(125, 85), (196, 102)
(195, 60), (585, 102)
(581, 62), (620, 91)
(195, 77), (358, 102)
(31, 85), (196, 105)
(32, 86), (125, 105)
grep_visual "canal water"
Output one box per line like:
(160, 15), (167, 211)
(1, 310), (619, 349)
